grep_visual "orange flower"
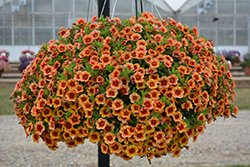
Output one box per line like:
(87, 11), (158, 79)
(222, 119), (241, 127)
(173, 111), (183, 122)
(131, 33), (141, 41)
(37, 98), (47, 110)
(168, 74), (179, 85)
(138, 108), (150, 117)
(146, 79), (158, 89)
(110, 78), (122, 89)
(69, 114), (81, 125)
(42, 65), (52, 76)
(62, 131), (71, 140)
(142, 98), (154, 110)
(154, 34), (163, 43)
(126, 145), (138, 157)
(65, 90), (77, 102)
(176, 121), (187, 133)
(76, 18), (87, 25)
(132, 23), (143, 32)
(95, 94), (106, 105)
(172, 86), (184, 98)
(41, 107), (52, 117)
(67, 79), (78, 90)
(89, 131), (100, 143)
(149, 58), (160, 68)
(154, 99), (165, 112)
(80, 71), (91, 82)
(35, 122), (45, 135)
(192, 72), (202, 82)
(136, 50), (146, 59)
(32, 133), (40, 143)
(96, 118), (108, 130)
(154, 131), (165, 143)
(57, 44), (67, 52)
(112, 99), (124, 110)
(50, 129), (61, 139)
(109, 142), (122, 154)
(148, 117), (159, 128)
(197, 113), (206, 122)
(196, 125), (204, 135)
(83, 35), (93, 45)
(181, 100), (193, 110)
(165, 104), (176, 116)
(104, 132), (116, 144)
(119, 85), (130, 95)
(52, 97), (61, 108)
(100, 54), (111, 65)
(120, 125), (133, 138)
(159, 76), (169, 88)
(129, 92), (140, 103)
(106, 88), (118, 98)
(82, 101), (94, 112)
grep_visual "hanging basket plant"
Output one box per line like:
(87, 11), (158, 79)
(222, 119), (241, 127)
(11, 12), (238, 162)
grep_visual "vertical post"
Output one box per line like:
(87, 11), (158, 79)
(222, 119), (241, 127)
(97, 1), (110, 167)
(135, 0), (138, 19)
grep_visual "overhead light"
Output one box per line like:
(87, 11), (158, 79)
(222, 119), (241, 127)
(204, 0), (213, 9)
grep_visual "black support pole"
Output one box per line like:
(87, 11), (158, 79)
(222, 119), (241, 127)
(135, 0), (138, 19)
(97, 1), (110, 167)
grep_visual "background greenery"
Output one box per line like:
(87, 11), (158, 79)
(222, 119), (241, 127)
(0, 87), (249, 115)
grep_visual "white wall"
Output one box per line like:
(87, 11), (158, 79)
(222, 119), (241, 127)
(1, 45), (249, 62)
(0, 46), (41, 61)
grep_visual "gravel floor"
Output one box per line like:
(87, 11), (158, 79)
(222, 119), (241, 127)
(0, 111), (250, 167)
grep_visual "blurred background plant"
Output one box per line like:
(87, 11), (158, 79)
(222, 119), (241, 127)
(18, 50), (35, 73)
(240, 52), (250, 67)
(0, 50), (10, 76)
(216, 50), (241, 66)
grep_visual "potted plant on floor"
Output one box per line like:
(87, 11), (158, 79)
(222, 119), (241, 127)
(0, 50), (10, 77)
(18, 50), (35, 73)
(216, 50), (241, 66)
(240, 52), (250, 76)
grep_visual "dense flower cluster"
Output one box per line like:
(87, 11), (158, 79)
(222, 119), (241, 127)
(19, 50), (35, 72)
(0, 50), (10, 71)
(216, 50), (241, 65)
(11, 12), (238, 162)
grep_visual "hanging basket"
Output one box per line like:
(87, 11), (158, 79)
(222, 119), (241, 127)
(10, 12), (238, 162)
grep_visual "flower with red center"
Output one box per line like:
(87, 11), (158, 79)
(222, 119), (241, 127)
(99, 106), (109, 117)
(35, 122), (45, 135)
(65, 139), (77, 148)
(119, 85), (130, 95)
(78, 94), (89, 105)
(105, 88), (118, 98)
(226, 70), (233, 79)
(176, 121), (187, 133)
(196, 125), (204, 135)
(154, 100), (165, 112)
(50, 129), (60, 139)
(109, 142), (122, 154)
(201, 91), (209, 102)
(110, 26), (118, 34)
(132, 72), (144, 83)
(104, 132), (116, 144)
(135, 50), (146, 59)
(53, 97), (61, 108)
(134, 132), (146, 142)
(121, 109), (131, 119)
(159, 76), (169, 88)
(168, 74), (179, 85)
(146, 79), (158, 89)
(187, 79), (196, 89)
(173, 111), (183, 122)
(148, 49), (157, 56)
(131, 33), (141, 41)
(68, 114), (80, 125)
(88, 131), (100, 143)
(142, 98), (154, 110)
(75, 85), (83, 94)
(197, 113), (206, 122)
(80, 48), (92, 58)
(80, 71), (91, 82)
(32, 133), (40, 143)
(48, 43), (57, 52)
(120, 125), (133, 138)
(65, 90), (76, 102)
(165, 104), (176, 116)
(192, 72), (202, 82)
(132, 23), (143, 32)
(90, 29), (100, 39)
(149, 58), (160, 68)
(110, 78), (122, 89)
(95, 94), (106, 105)
(76, 18), (86, 25)
(129, 92), (140, 103)
(181, 100), (193, 110)
(154, 131), (165, 143)
(100, 54), (111, 65)
(41, 107), (52, 117)
(154, 34), (163, 43)
(124, 26), (132, 34)
(148, 117), (159, 128)
(126, 145), (138, 157)
(83, 35), (93, 45)
(96, 118), (108, 130)
(112, 99), (124, 110)
(67, 79), (78, 90)
(42, 65), (52, 76)
(82, 101), (94, 112)
(37, 98), (47, 110)
(172, 86), (184, 98)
